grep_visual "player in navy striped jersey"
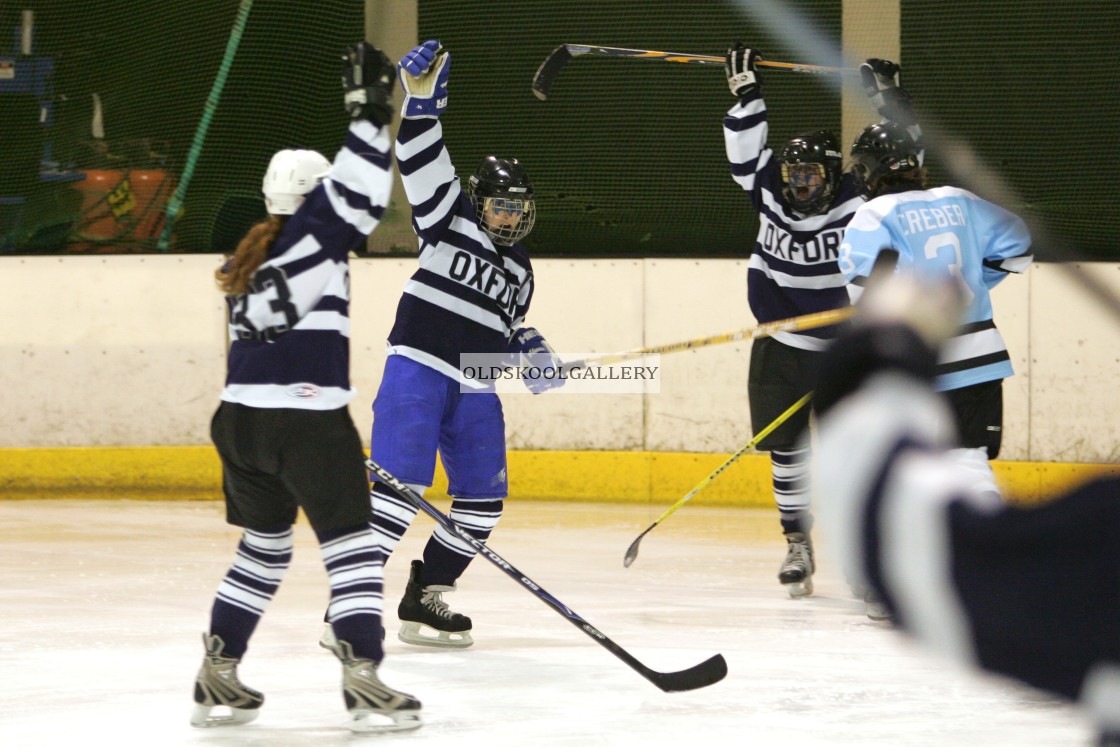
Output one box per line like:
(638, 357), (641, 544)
(194, 42), (421, 733)
(838, 122), (1032, 527)
(723, 45), (906, 597)
(812, 271), (1118, 745)
(367, 41), (563, 648)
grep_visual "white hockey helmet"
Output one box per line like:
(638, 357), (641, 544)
(262, 149), (331, 215)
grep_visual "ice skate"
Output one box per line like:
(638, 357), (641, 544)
(190, 633), (263, 728)
(323, 638), (422, 733)
(864, 589), (894, 622)
(397, 559), (474, 648)
(778, 532), (815, 598)
(320, 622), (338, 650)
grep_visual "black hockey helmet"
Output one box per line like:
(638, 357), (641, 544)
(849, 121), (923, 198)
(776, 130), (843, 214)
(467, 156), (536, 245)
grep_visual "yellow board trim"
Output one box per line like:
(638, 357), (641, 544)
(1, 447), (1116, 506)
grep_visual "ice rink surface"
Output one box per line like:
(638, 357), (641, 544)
(0, 499), (1094, 747)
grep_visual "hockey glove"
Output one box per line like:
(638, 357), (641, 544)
(860, 58), (917, 128)
(342, 42), (395, 126)
(508, 327), (565, 395)
(815, 264), (963, 417)
(725, 42), (763, 97)
(398, 40), (450, 119)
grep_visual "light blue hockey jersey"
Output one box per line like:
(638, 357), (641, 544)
(839, 186), (1032, 391)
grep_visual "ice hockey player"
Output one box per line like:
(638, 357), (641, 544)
(722, 45), (910, 598)
(839, 103), (1032, 618)
(193, 41), (421, 733)
(366, 40), (563, 648)
(812, 268), (1117, 746)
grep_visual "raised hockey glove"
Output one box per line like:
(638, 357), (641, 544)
(342, 42), (395, 126)
(860, 58), (917, 128)
(508, 327), (565, 395)
(725, 42), (763, 97)
(398, 40), (450, 119)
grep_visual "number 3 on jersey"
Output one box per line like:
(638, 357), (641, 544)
(923, 232), (975, 307)
(230, 266), (299, 339)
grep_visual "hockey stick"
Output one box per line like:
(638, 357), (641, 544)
(532, 43), (856, 100)
(366, 458), (727, 693)
(624, 390), (813, 568)
(561, 307), (853, 373)
(158, 0), (255, 249)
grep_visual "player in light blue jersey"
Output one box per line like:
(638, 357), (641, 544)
(195, 42), (422, 733)
(366, 41), (564, 649)
(723, 46), (908, 598)
(838, 121), (1032, 617)
(839, 120), (1032, 436)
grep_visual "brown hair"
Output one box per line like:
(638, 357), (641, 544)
(875, 166), (929, 197)
(215, 216), (286, 295)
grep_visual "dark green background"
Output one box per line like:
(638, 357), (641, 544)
(3, 1), (1116, 259)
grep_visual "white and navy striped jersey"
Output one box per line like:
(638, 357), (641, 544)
(814, 369), (1120, 716)
(220, 120), (393, 409)
(724, 88), (863, 351)
(390, 117), (534, 385)
(839, 186), (1032, 391)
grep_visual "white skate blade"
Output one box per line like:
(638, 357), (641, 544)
(865, 601), (893, 622)
(784, 577), (814, 599)
(347, 708), (423, 733)
(398, 621), (473, 649)
(319, 623), (337, 650)
(190, 703), (260, 728)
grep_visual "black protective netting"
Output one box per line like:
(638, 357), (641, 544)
(0, 1), (362, 254)
(395, 0), (842, 257)
(900, 0), (1120, 261)
(405, 0), (1118, 259)
(2, 1), (1115, 259)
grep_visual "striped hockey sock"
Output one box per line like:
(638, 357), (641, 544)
(209, 527), (294, 660)
(421, 496), (503, 586)
(772, 447), (813, 535)
(369, 481), (425, 561)
(317, 523), (385, 663)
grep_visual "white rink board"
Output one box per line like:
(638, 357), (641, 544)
(1, 255), (1118, 461)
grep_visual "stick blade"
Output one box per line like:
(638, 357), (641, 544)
(623, 536), (642, 567)
(531, 44), (573, 101)
(647, 654), (728, 693)
(623, 524), (654, 568)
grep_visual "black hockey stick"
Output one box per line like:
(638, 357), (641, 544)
(366, 458), (728, 693)
(532, 43), (855, 101)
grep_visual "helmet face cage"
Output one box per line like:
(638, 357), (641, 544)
(467, 156), (536, 245)
(477, 195), (536, 245)
(777, 132), (842, 214)
(849, 122), (922, 198)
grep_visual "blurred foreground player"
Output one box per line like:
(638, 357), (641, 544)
(812, 270), (1120, 746)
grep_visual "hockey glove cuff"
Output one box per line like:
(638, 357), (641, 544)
(398, 41), (450, 119)
(508, 327), (565, 395)
(725, 43), (763, 97)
